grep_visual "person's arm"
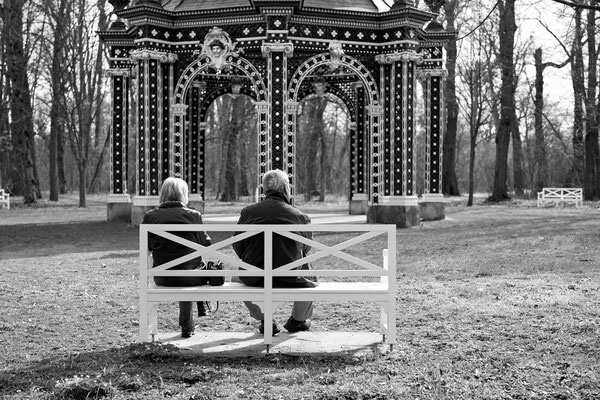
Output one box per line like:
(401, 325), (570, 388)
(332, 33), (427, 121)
(301, 213), (312, 254)
(195, 212), (212, 246)
(232, 212), (247, 257)
(141, 212), (157, 252)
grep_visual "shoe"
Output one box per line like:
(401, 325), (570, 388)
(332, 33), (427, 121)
(181, 330), (194, 338)
(258, 321), (280, 335)
(197, 301), (207, 317)
(284, 317), (311, 333)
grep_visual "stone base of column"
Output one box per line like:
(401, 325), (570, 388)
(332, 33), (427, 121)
(419, 194), (445, 221)
(367, 197), (420, 227)
(349, 194), (368, 215)
(367, 205), (420, 228)
(132, 196), (160, 226)
(107, 194), (132, 222)
(188, 194), (205, 214)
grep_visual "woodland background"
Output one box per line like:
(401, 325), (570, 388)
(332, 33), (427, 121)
(0, 0), (599, 207)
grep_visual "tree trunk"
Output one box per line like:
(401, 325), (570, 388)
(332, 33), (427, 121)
(302, 97), (327, 201)
(468, 130), (476, 207)
(0, 25), (10, 191)
(319, 114), (328, 202)
(4, 0), (37, 204)
(583, 6), (599, 200)
(48, 0), (68, 201)
(511, 106), (524, 196)
(442, 0), (460, 196)
(78, 164), (86, 208)
(489, 0), (516, 202)
(533, 48), (548, 194)
(570, 7), (585, 188)
(88, 128), (110, 193)
(57, 128), (67, 194)
(220, 95), (241, 202)
(48, 103), (59, 200)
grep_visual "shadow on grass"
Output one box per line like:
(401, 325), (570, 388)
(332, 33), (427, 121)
(0, 221), (138, 259)
(0, 342), (376, 399)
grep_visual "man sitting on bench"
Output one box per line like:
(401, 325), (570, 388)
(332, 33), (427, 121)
(233, 169), (317, 335)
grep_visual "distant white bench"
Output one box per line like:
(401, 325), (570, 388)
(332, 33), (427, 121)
(537, 188), (582, 208)
(0, 189), (9, 209)
(139, 224), (397, 352)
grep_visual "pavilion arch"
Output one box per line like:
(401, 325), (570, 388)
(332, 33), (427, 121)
(170, 53), (269, 199)
(285, 53), (383, 205)
(297, 84), (356, 121)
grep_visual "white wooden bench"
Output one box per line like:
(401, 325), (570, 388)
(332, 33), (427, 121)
(139, 224), (397, 352)
(537, 188), (582, 208)
(0, 189), (9, 209)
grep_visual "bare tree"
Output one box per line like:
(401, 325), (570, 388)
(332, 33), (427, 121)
(220, 93), (244, 202)
(441, 0), (462, 196)
(458, 50), (490, 206)
(532, 48), (569, 193)
(40, 0), (69, 201)
(582, 3), (599, 200)
(61, 0), (107, 207)
(490, 0), (518, 201)
(569, 4), (585, 188)
(2, 0), (37, 203)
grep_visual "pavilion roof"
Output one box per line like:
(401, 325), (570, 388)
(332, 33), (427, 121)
(159, 0), (380, 13)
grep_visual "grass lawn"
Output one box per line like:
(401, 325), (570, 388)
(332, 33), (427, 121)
(0, 194), (599, 399)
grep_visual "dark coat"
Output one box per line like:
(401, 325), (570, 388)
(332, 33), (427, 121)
(233, 193), (317, 288)
(142, 201), (211, 286)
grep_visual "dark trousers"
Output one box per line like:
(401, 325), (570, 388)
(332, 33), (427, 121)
(178, 302), (206, 332)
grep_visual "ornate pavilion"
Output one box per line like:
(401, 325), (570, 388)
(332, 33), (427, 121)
(99, 0), (455, 226)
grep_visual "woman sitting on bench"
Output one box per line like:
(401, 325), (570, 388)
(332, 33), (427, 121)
(142, 177), (212, 338)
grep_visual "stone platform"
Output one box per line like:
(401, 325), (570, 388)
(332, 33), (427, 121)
(153, 331), (392, 356)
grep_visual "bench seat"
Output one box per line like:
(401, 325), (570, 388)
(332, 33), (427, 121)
(147, 281), (390, 301)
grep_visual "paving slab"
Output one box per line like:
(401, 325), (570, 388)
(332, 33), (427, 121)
(154, 331), (391, 357)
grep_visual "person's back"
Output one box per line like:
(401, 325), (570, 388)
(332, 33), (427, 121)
(233, 169), (315, 334)
(234, 191), (313, 286)
(144, 203), (209, 284)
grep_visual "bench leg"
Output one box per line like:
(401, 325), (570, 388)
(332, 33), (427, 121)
(252, 301), (284, 348)
(139, 301), (159, 342)
(378, 301), (396, 350)
(148, 302), (159, 340)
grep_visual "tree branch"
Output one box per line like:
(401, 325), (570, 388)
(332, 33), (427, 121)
(548, 0), (600, 11)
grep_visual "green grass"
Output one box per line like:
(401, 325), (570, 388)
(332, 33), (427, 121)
(0, 197), (599, 399)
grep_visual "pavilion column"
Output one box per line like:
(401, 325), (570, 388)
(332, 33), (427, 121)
(106, 68), (132, 222)
(129, 49), (177, 224)
(188, 82), (203, 195)
(185, 81), (206, 212)
(255, 100), (270, 197)
(418, 69), (447, 220)
(284, 101), (298, 201)
(261, 8), (293, 198)
(368, 51), (422, 227)
(262, 43), (293, 171)
(366, 104), (384, 206)
(349, 82), (368, 215)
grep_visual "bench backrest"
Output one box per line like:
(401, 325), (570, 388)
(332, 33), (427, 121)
(541, 188), (582, 198)
(140, 224), (396, 289)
